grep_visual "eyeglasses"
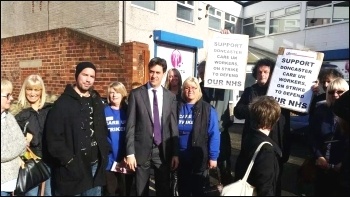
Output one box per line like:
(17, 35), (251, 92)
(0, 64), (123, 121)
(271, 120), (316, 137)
(327, 90), (344, 95)
(1, 93), (13, 100)
(184, 87), (197, 91)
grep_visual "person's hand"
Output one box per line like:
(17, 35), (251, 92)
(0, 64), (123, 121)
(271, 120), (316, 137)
(220, 29), (231, 34)
(334, 162), (342, 172)
(126, 155), (137, 171)
(19, 158), (25, 169)
(25, 133), (33, 146)
(208, 160), (217, 169)
(315, 157), (328, 169)
(171, 156), (179, 170)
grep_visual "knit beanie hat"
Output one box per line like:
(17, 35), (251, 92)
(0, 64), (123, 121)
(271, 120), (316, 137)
(75, 62), (96, 80)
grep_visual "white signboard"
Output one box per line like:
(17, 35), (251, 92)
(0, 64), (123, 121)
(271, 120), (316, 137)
(204, 33), (249, 90)
(267, 48), (324, 113)
(156, 44), (195, 86)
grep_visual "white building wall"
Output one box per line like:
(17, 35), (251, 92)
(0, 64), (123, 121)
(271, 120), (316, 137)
(249, 23), (349, 53)
(243, 1), (302, 18)
(122, 1), (243, 59)
(241, 1), (349, 54)
(4, 1), (346, 62)
(1, 1), (243, 62)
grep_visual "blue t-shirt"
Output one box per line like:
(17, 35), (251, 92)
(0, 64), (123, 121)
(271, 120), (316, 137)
(178, 103), (220, 161)
(104, 105), (127, 170)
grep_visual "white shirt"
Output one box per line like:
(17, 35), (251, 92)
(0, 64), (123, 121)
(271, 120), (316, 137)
(147, 82), (163, 126)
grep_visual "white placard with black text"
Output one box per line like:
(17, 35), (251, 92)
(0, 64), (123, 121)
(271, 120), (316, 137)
(204, 33), (249, 90)
(267, 48), (323, 113)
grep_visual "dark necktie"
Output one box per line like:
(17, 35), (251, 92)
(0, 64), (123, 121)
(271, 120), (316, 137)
(152, 89), (161, 145)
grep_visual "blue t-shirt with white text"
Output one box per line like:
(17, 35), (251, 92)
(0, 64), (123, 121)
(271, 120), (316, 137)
(104, 105), (127, 170)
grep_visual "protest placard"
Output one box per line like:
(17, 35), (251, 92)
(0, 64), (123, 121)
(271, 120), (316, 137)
(204, 33), (249, 90)
(267, 47), (324, 113)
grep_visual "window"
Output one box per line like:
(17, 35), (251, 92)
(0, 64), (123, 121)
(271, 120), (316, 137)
(177, 1), (194, 22)
(131, 1), (155, 11)
(225, 13), (235, 33)
(332, 1), (349, 23)
(209, 6), (222, 30)
(269, 4), (300, 34)
(243, 14), (266, 37)
(306, 1), (349, 27)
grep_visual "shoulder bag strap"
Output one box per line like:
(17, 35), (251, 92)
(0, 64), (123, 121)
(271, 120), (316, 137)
(242, 141), (273, 182)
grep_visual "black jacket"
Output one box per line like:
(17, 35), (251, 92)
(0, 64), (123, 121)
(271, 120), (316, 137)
(234, 129), (282, 196)
(177, 98), (211, 172)
(234, 83), (291, 163)
(200, 82), (233, 131)
(15, 103), (52, 157)
(45, 84), (110, 195)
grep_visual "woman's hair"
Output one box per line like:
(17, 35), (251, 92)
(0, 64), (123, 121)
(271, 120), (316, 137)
(164, 68), (182, 92)
(181, 76), (202, 102)
(17, 75), (47, 110)
(326, 77), (349, 107)
(1, 78), (13, 94)
(249, 96), (281, 130)
(131, 82), (142, 89)
(106, 81), (128, 107)
(46, 94), (59, 103)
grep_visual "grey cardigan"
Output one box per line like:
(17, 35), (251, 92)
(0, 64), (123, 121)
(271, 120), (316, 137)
(1, 111), (27, 185)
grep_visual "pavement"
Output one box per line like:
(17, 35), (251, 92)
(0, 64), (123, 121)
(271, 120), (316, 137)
(146, 123), (313, 196)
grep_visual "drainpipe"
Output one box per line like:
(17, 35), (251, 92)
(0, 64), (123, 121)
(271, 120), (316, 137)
(122, 1), (126, 43)
(47, 1), (50, 30)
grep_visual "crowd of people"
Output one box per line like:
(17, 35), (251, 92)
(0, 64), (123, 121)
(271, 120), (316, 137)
(1, 36), (349, 197)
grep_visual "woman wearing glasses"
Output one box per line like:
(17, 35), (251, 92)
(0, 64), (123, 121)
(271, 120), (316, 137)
(308, 77), (349, 196)
(11, 74), (55, 196)
(176, 77), (220, 196)
(1, 79), (27, 196)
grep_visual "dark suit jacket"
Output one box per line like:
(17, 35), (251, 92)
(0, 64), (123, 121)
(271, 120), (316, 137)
(125, 84), (179, 165)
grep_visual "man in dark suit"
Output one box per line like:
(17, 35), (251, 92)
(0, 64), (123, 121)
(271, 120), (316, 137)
(125, 57), (179, 196)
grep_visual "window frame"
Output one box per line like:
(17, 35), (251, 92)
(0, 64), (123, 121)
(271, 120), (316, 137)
(224, 13), (236, 33)
(242, 13), (266, 38)
(208, 6), (222, 31)
(269, 3), (301, 34)
(176, 1), (195, 22)
(305, 1), (349, 28)
(131, 1), (156, 11)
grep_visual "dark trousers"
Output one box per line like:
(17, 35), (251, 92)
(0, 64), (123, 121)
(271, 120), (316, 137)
(135, 145), (171, 196)
(104, 170), (134, 196)
(177, 161), (208, 196)
(217, 129), (233, 185)
(275, 159), (284, 196)
(315, 168), (340, 196)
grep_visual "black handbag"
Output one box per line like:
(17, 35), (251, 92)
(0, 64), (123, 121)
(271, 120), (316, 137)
(14, 147), (50, 196)
(203, 168), (223, 196)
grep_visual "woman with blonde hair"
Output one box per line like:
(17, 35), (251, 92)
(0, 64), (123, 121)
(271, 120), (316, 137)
(164, 68), (182, 101)
(1, 79), (27, 196)
(176, 76), (220, 196)
(13, 74), (53, 196)
(309, 77), (349, 196)
(104, 82), (134, 196)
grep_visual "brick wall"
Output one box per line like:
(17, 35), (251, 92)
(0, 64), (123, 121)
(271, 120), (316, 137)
(1, 27), (149, 99)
